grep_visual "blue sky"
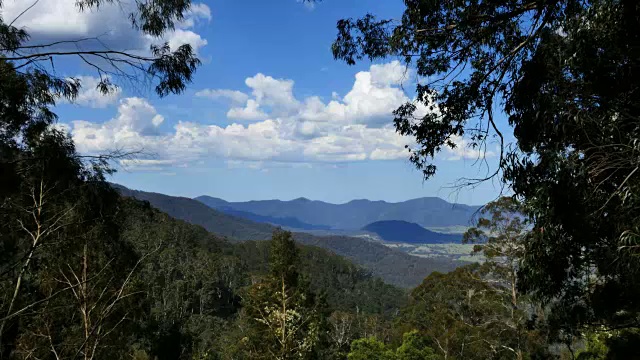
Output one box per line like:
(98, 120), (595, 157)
(4, 0), (506, 205)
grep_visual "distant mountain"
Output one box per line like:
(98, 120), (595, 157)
(363, 220), (462, 244)
(113, 184), (467, 287)
(216, 206), (332, 231)
(196, 195), (479, 230)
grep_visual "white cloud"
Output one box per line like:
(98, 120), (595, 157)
(66, 61), (482, 171)
(245, 73), (300, 114)
(1, 0), (210, 60)
(370, 148), (408, 161)
(227, 99), (268, 121)
(164, 29), (208, 54)
(120, 159), (178, 171)
(445, 135), (496, 161)
(181, 3), (212, 28)
(195, 60), (415, 128)
(369, 61), (411, 86)
(60, 76), (121, 108)
(71, 97), (165, 154)
(121, 159), (176, 167)
(195, 89), (249, 104)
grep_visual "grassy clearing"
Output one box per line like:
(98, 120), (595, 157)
(384, 243), (484, 263)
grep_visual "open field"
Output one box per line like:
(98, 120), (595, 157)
(383, 243), (483, 263)
(424, 225), (470, 234)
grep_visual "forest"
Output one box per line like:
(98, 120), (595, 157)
(2, 0), (640, 359)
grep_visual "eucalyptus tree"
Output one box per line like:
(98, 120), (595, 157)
(330, 0), (640, 336)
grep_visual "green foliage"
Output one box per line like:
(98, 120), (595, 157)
(398, 264), (549, 359)
(508, 0), (640, 335)
(348, 337), (394, 360)
(331, 0), (640, 344)
(395, 331), (439, 360)
(270, 230), (300, 286)
(347, 331), (438, 360)
(463, 197), (527, 308)
(332, 0), (589, 180)
(576, 329), (640, 360)
(238, 231), (326, 359)
(0, 22), (137, 356)
(577, 332), (609, 360)
(1, 0), (200, 101)
(1, 1), (204, 354)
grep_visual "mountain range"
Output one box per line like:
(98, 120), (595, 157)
(112, 184), (467, 287)
(195, 195), (480, 230)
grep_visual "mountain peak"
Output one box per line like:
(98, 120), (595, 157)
(347, 199), (370, 204)
(193, 195), (230, 208)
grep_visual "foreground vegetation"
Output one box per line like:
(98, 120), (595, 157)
(2, 0), (640, 358)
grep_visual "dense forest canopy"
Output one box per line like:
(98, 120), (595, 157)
(1, 0), (640, 358)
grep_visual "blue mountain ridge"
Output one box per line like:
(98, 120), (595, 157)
(195, 195), (479, 230)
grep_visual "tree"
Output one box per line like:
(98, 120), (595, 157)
(397, 264), (550, 360)
(0, 91), (134, 357)
(506, 1), (640, 335)
(395, 331), (440, 360)
(331, 0), (640, 336)
(463, 197), (526, 319)
(346, 331), (438, 360)
(1, 0), (200, 99)
(331, 0), (588, 181)
(0, 0), (204, 356)
(347, 337), (394, 360)
(0, 143), (144, 358)
(239, 230), (325, 360)
(463, 197), (551, 360)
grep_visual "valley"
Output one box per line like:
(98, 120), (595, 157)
(195, 191), (477, 265)
(384, 243), (481, 263)
(113, 184), (472, 288)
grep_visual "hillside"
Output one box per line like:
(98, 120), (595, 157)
(196, 195), (479, 230)
(363, 220), (462, 244)
(112, 184), (274, 240)
(119, 197), (408, 315)
(114, 184), (466, 287)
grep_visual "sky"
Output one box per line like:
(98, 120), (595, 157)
(3, 0), (507, 205)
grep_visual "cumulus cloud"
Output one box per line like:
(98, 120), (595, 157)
(227, 99), (268, 121)
(245, 73), (300, 114)
(1, 0), (210, 57)
(71, 97), (165, 154)
(195, 89), (250, 104)
(59, 76), (121, 108)
(445, 135), (496, 161)
(198, 60), (414, 127)
(66, 61), (483, 171)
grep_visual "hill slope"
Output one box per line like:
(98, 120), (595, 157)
(114, 184), (466, 287)
(112, 184), (274, 240)
(363, 220), (462, 244)
(196, 195), (479, 230)
(119, 197), (408, 317)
